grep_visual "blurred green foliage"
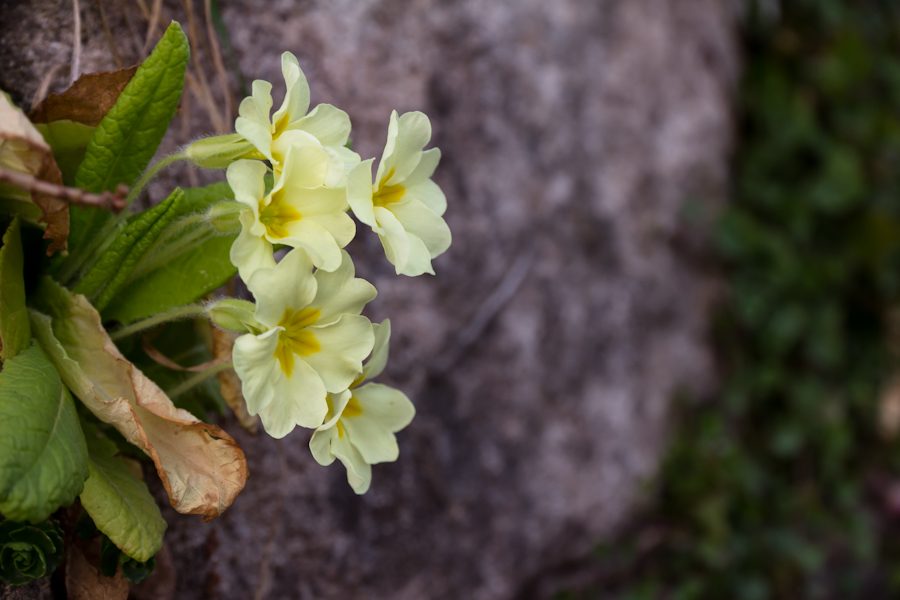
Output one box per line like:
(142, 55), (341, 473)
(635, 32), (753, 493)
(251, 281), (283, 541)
(558, 2), (900, 598)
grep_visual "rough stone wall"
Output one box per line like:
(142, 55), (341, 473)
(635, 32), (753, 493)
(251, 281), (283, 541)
(0, 0), (737, 598)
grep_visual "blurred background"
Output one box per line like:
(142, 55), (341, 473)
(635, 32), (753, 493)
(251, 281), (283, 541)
(4, 0), (900, 598)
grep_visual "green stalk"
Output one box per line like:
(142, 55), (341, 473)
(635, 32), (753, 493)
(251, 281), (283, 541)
(123, 152), (187, 208)
(166, 361), (234, 398)
(109, 304), (206, 341)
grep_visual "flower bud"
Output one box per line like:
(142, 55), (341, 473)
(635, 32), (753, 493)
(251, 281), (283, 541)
(184, 134), (262, 169)
(206, 299), (261, 334)
(205, 201), (244, 233)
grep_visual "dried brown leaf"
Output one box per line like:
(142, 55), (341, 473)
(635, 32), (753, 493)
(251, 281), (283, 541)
(31, 281), (249, 521)
(65, 537), (130, 600)
(0, 93), (68, 254)
(28, 66), (139, 127)
(211, 327), (259, 433)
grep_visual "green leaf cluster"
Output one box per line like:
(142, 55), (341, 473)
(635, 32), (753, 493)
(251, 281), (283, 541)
(0, 519), (64, 586)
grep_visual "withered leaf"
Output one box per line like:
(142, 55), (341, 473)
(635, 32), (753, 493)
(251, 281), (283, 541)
(65, 536), (130, 600)
(0, 93), (68, 254)
(30, 278), (249, 521)
(211, 327), (259, 433)
(29, 66), (139, 127)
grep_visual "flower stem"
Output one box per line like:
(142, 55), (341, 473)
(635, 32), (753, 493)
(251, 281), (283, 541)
(109, 304), (207, 341)
(123, 151), (187, 208)
(167, 361), (234, 398)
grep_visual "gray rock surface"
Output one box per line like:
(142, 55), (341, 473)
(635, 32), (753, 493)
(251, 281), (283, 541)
(0, 0), (737, 598)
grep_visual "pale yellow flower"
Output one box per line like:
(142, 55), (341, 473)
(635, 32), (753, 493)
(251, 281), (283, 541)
(232, 249), (376, 438)
(347, 110), (450, 276)
(227, 150), (355, 280)
(309, 320), (415, 494)
(235, 51), (358, 175)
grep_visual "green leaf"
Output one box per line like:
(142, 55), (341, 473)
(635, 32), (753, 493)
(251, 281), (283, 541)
(102, 234), (237, 324)
(33, 120), (96, 187)
(0, 343), (90, 523)
(174, 181), (235, 217)
(65, 22), (189, 276)
(73, 188), (184, 310)
(0, 219), (30, 361)
(79, 422), (166, 563)
(74, 22), (189, 195)
(0, 519), (64, 585)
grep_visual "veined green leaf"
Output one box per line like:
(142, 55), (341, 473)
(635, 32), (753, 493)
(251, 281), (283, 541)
(79, 422), (166, 562)
(66, 22), (189, 276)
(34, 120), (96, 187)
(101, 181), (238, 324)
(0, 219), (30, 360)
(102, 234), (237, 324)
(74, 22), (189, 195)
(73, 188), (184, 310)
(0, 343), (90, 523)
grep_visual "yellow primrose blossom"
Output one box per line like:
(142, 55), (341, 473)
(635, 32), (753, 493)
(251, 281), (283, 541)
(232, 249), (376, 438)
(227, 149), (355, 280)
(347, 110), (451, 276)
(309, 320), (415, 494)
(235, 51), (358, 175)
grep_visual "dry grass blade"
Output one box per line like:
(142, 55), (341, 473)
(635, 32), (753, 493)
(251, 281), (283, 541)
(97, 0), (124, 68)
(205, 0), (233, 123)
(183, 0), (225, 132)
(140, 0), (164, 57)
(31, 64), (67, 111)
(71, 0), (82, 85)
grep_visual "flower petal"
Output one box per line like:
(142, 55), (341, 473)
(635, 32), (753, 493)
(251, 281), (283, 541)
(385, 111), (432, 185)
(330, 433), (372, 494)
(389, 198), (451, 258)
(272, 52), (310, 128)
(235, 80), (275, 162)
(342, 383), (414, 464)
(303, 314), (374, 393)
(309, 250), (377, 325)
(230, 211), (276, 283)
(301, 210), (355, 248)
(405, 178), (447, 217)
(280, 220), (344, 272)
(374, 207), (410, 273)
(399, 233), (435, 276)
(309, 428), (337, 466)
(277, 140), (330, 188)
(347, 159), (377, 229)
(257, 357), (327, 436)
(404, 147), (441, 186)
(232, 328), (282, 416)
(272, 130), (344, 186)
(247, 248), (317, 329)
(288, 103), (351, 147)
(226, 160), (268, 213)
(362, 319), (391, 381)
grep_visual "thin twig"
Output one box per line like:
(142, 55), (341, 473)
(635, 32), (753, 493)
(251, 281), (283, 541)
(166, 361), (233, 398)
(31, 64), (66, 111)
(253, 438), (285, 600)
(183, 0), (225, 132)
(140, 0), (164, 57)
(204, 0), (233, 124)
(96, 0), (124, 68)
(71, 0), (82, 85)
(433, 248), (535, 374)
(142, 333), (232, 373)
(0, 167), (128, 213)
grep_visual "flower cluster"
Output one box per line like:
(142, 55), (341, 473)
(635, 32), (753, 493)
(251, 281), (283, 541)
(191, 52), (448, 493)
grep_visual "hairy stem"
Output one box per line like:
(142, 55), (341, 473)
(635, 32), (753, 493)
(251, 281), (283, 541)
(167, 361), (234, 398)
(123, 151), (187, 208)
(109, 304), (206, 341)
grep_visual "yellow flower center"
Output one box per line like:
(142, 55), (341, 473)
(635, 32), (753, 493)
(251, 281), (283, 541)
(258, 189), (301, 239)
(343, 395), (363, 418)
(273, 308), (321, 376)
(273, 112), (291, 137)
(373, 167), (405, 207)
